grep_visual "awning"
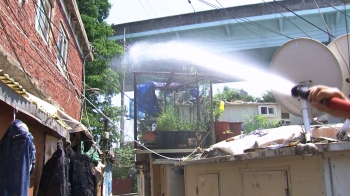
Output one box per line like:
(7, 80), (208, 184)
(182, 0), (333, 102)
(0, 69), (98, 153)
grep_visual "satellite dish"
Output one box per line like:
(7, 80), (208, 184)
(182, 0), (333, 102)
(270, 38), (343, 117)
(327, 33), (350, 99)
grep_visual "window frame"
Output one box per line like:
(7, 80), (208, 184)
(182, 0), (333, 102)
(35, 0), (52, 42)
(258, 105), (277, 117)
(56, 24), (69, 75)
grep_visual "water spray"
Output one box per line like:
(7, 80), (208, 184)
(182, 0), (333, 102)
(291, 85), (350, 141)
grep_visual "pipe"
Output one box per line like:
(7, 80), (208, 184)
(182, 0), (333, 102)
(291, 85), (350, 114)
(301, 99), (312, 142)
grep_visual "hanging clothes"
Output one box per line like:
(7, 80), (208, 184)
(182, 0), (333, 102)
(67, 147), (97, 196)
(38, 140), (70, 196)
(0, 119), (36, 196)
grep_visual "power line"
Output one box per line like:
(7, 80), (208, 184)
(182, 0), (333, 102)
(198, 0), (294, 39)
(273, 0), (336, 39)
(313, 0), (333, 42)
(188, 0), (196, 13)
(261, 0), (311, 38)
(213, 0), (268, 39)
(319, 0), (350, 18)
(0, 7), (81, 97)
(1, 1), (201, 160)
(138, 0), (152, 18)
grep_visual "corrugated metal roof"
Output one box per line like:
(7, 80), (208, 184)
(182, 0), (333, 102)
(0, 69), (28, 97)
(0, 69), (93, 141)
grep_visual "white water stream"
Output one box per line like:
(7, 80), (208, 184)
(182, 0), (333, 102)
(126, 41), (295, 96)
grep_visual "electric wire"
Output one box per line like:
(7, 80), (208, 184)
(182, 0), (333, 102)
(0, 5), (84, 105)
(0, 6), (81, 98)
(345, 3), (350, 76)
(138, 0), (152, 18)
(198, 0), (294, 39)
(34, 0), (83, 98)
(319, 0), (350, 18)
(213, 0), (269, 39)
(313, 0), (333, 42)
(1, 11), (183, 161)
(261, 0), (311, 38)
(188, 0), (196, 13)
(273, 0), (336, 39)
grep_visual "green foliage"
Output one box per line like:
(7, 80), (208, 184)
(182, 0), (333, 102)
(77, 0), (123, 143)
(256, 91), (276, 103)
(213, 96), (224, 121)
(112, 146), (135, 179)
(242, 114), (279, 134)
(215, 86), (257, 102)
(156, 107), (199, 131)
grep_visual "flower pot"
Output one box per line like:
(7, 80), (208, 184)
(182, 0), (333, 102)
(216, 133), (235, 142)
(155, 131), (193, 149)
(142, 131), (156, 142)
(214, 121), (230, 135)
(229, 122), (243, 136)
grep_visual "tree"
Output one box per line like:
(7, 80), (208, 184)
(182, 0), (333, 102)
(256, 91), (276, 103)
(76, 0), (124, 143)
(215, 86), (257, 102)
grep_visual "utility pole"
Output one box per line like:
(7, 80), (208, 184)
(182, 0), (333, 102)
(120, 27), (126, 148)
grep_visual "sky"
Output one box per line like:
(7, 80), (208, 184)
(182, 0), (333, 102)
(106, 0), (272, 25)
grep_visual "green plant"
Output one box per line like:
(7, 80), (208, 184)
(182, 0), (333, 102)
(213, 97), (224, 121)
(222, 130), (232, 134)
(156, 106), (201, 131)
(242, 114), (279, 134)
(156, 107), (181, 131)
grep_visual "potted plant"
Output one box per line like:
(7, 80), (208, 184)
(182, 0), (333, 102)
(213, 97), (229, 135)
(139, 114), (157, 143)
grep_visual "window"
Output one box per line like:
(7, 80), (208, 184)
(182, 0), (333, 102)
(57, 25), (68, 73)
(281, 113), (290, 119)
(258, 105), (277, 116)
(35, 0), (51, 42)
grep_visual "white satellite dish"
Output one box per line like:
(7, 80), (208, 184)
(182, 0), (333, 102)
(327, 33), (350, 99)
(270, 38), (343, 117)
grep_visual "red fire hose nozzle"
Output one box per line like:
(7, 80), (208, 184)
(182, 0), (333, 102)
(291, 85), (350, 114)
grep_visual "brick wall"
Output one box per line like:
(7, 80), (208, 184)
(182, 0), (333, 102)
(0, 0), (84, 120)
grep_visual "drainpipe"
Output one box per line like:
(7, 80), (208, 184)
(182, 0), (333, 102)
(80, 46), (93, 121)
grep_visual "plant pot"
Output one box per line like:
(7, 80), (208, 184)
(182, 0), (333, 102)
(155, 131), (193, 149)
(229, 122), (243, 136)
(214, 121), (230, 135)
(216, 133), (235, 142)
(142, 131), (156, 142)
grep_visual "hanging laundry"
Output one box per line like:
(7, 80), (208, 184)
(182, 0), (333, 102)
(0, 119), (36, 196)
(38, 140), (70, 196)
(67, 147), (97, 196)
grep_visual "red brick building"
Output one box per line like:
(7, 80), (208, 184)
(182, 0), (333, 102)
(0, 0), (96, 195)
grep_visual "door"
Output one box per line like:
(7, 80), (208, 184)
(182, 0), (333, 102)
(197, 173), (219, 196)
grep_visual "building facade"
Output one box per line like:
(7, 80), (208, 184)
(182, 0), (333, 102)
(0, 0), (95, 195)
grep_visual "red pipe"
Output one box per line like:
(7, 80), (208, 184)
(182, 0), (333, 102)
(324, 97), (350, 114)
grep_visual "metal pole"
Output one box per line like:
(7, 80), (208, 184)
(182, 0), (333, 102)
(301, 99), (311, 142)
(209, 77), (215, 145)
(120, 27), (126, 148)
(134, 73), (138, 148)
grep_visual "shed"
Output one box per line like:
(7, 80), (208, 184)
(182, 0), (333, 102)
(172, 125), (350, 196)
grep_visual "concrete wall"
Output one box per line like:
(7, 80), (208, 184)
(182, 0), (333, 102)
(0, 0), (84, 120)
(183, 151), (350, 196)
(185, 156), (326, 196)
